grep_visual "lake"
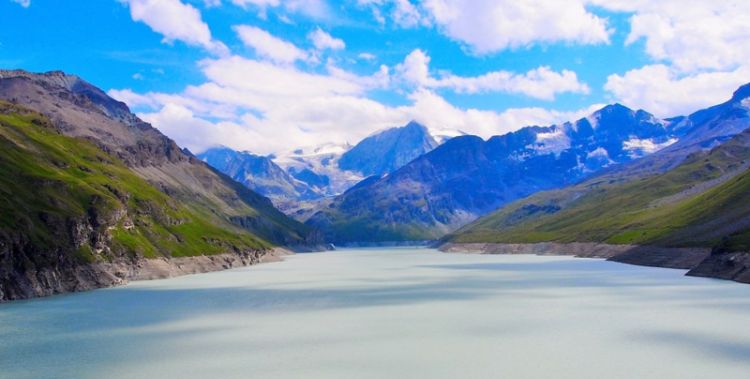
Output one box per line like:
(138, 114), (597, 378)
(1, 248), (750, 379)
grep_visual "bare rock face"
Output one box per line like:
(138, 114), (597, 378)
(198, 146), (323, 206)
(0, 212), (123, 301)
(0, 250), (275, 302)
(687, 251), (750, 284)
(439, 242), (712, 270)
(338, 121), (439, 176)
(439, 242), (750, 285)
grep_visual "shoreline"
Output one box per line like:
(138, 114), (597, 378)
(438, 242), (750, 284)
(0, 247), (295, 303)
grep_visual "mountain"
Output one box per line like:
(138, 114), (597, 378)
(274, 122), (445, 199)
(444, 84), (750, 283)
(274, 142), (361, 197)
(447, 128), (750, 283)
(308, 104), (686, 243)
(338, 121), (439, 176)
(198, 146), (321, 209)
(0, 70), (319, 301)
(596, 84), (750, 180)
(447, 127), (750, 250)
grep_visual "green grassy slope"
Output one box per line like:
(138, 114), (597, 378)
(0, 101), (271, 265)
(449, 130), (750, 251)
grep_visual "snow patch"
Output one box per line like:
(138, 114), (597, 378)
(623, 137), (678, 158)
(530, 127), (571, 156)
(585, 114), (600, 129)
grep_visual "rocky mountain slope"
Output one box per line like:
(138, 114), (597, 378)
(273, 122), (444, 198)
(202, 121), (444, 221)
(308, 103), (687, 243)
(198, 146), (322, 209)
(338, 121), (438, 176)
(0, 70), (319, 301)
(273, 142), (361, 197)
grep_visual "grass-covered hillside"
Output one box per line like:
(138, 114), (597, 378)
(0, 101), (272, 270)
(449, 128), (750, 252)
(0, 70), (314, 249)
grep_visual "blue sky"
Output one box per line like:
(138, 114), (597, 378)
(1, 0), (749, 154)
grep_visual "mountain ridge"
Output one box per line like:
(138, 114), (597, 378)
(443, 85), (750, 283)
(0, 70), (321, 301)
(308, 102), (688, 243)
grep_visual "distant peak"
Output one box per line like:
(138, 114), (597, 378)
(731, 82), (750, 101)
(404, 120), (427, 129)
(596, 103), (633, 114)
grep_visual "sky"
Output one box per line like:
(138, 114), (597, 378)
(1, 0), (750, 154)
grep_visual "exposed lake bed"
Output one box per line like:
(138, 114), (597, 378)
(2, 248), (750, 379)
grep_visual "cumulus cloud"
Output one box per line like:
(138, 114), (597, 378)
(110, 53), (601, 154)
(308, 28), (345, 51)
(395, 49), (589, 100)
(106, 0), (750, 156)
(404, 89), (603, 138)
(420, 0), (611, 54)
(592, 0), (750, 73)
(119, 0), (227, 55)
(605, 64), (750, 117)
(589, 1), (750, 117)
(233, 25), (309, 63)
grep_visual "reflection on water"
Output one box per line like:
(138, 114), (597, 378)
(1, 248), (749, 379)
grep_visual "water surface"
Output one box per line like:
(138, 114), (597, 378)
(2, 248), (750, 378)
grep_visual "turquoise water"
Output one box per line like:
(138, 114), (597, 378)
(1, 248), (750, 379)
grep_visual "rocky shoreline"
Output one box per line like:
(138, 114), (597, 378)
(439, 242), (750, 284)
(0, 248), (293, 303)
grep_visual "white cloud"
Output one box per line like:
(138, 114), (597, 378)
(230, 0), (331, 20)
(356, 0), (428, 28)
(110, 53), (601, 155)
(231, 0), (280, 8)
(403, 89), (599, 138)
(604, 64), (750, 117)
(119, 0), (228, 55)
(591, 0), (750, 73)
(199, 55), (362, 97)
(396, 49), (589, 100)
(109, 88), (157, 108)
(590, 1), (750, 117)
(308, 28), (345, 51)
(233, 25), (309, 64)
(358, 52), (377, 61)
(11, 0), (30, 7)
(420, 0), (611, 54)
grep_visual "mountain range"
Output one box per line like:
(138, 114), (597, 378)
(445, 85), (750, 283)
(306, 103), (695, 243)
(3, 69), (750, 300)
(200, 121), (442, 209)
(197, 146), (323, 210)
